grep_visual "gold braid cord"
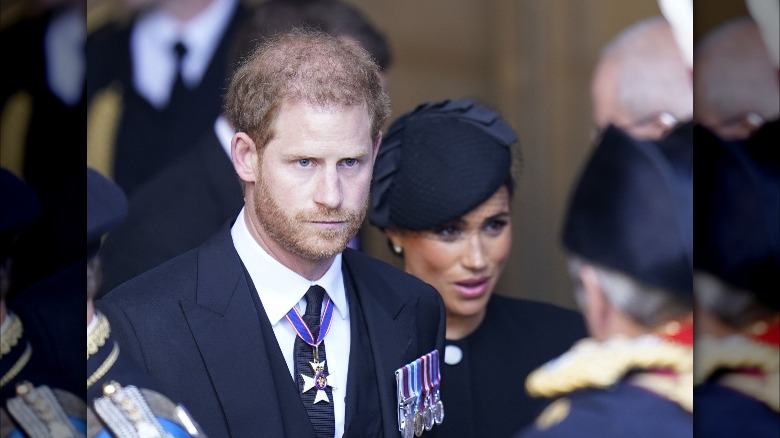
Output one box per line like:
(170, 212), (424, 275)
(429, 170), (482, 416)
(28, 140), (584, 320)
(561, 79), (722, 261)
(526, 335), (693, 412)
(1, 343), (32, 388)
(1, 312), (23, 356)
(87, 342), (120, 389)
(87, 82), (123, 178)
(695, 335), (779, 412)
(87, 313), (111, 360)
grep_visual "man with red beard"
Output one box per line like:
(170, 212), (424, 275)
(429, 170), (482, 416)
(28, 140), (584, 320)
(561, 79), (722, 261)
(97, 30), (445, 438)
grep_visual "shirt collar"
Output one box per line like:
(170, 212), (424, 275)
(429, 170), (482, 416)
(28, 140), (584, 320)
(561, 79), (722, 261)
(131, 0), (237, 106)
(231, 208), (349, 325)
(214, 115), (233, 157)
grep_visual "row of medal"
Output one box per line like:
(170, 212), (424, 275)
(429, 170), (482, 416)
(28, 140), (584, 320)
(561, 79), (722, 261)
(395, 350), (444, 437)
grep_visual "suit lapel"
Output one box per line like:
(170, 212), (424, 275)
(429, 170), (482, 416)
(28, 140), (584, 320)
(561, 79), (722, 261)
(342, 250), (417, 437)
(179, 228), (288, 437)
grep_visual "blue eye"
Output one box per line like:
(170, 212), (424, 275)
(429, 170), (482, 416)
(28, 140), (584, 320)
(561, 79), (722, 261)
(342, 158), (357, 167)
(298, 159), (311, 167)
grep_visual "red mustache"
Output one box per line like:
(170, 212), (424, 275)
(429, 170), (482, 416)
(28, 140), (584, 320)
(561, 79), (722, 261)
(296, 209), (361, 223)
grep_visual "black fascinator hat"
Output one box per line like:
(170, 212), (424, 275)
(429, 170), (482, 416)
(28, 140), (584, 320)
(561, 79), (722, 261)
(369, 99), (517, 231)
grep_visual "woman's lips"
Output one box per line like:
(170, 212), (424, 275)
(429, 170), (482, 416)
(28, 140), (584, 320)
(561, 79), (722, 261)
(453, 276), (490, 299)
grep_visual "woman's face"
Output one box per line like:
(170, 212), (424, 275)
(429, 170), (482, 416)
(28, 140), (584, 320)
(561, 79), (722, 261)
(389, 186), (512, 323)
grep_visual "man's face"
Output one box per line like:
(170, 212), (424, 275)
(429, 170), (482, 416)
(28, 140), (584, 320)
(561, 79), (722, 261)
(252, 101), (377, 262)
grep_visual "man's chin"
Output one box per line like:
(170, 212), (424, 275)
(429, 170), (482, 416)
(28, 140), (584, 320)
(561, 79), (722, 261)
(293, 236), (351, 261)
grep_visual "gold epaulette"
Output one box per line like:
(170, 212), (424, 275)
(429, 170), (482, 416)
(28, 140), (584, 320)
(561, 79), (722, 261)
(1, 313), (32, 389)
(695, 335), (779, 412)
(87, 341), (120, 390)
(526, 336), (693, 412)
(6, 382), (87, 438)
(87, 82), (123, 178)
(0, 90), (32, 177)
(1, 312), (23, 356)
(87, 313), (111, 360)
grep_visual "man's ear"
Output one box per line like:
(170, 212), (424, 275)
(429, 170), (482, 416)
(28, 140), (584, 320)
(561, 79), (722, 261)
(580, 264), (610, 340)
(232, 132), (259, 183)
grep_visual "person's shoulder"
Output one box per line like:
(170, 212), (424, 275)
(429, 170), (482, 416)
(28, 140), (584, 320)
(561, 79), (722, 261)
(519, 382), (690, 438)
(99, 247), (199, 307)
(343, 249), (439, 297)
(343, 248), (443, 309)
(490, 295), (582, 323)
(484, 295), (586, 355)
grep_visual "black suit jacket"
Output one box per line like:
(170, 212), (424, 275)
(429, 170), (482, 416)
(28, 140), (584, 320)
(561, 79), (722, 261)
(97, 226), (445, 437)
(98, 130), (242, 294)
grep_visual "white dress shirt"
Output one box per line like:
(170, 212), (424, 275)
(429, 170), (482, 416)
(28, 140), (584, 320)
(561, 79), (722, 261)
(130, 0), (237, 109)
(45, 9), (85, 106)
(232, 208), (350, 437)
(214, 115), (233, 157)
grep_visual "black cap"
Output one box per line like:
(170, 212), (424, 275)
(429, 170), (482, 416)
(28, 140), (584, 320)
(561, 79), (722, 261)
(369, 99), (517, 230)
(694, 121), (779, 310)
(0, 168), (40, 259)
(87, 168), (128, 259)
(562, 124), (693, 297)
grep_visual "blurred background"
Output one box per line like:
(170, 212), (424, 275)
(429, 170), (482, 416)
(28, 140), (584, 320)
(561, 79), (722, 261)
(0, 0), (748, 309)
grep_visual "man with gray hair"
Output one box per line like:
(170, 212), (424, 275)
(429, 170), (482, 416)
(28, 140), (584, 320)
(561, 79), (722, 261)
(515, 124), (693, 437)
(693, 119), (779, 437)
(591, 16), (692, 140)
(694, 16), (779, 141)
(98, 30), (445, 437)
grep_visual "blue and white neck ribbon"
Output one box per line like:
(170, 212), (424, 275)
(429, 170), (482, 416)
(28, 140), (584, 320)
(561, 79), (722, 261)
(285, 293), (334, 348)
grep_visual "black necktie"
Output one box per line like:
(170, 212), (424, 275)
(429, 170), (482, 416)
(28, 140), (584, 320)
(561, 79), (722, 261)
(294, 285), (335, 438)
(169, 41), (188, 105)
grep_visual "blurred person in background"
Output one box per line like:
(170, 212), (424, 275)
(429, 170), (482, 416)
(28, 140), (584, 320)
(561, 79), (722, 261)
(86, 0), (247, 196)
(1, 0), (86, 292)
(515, 124), (693, 438)
(1, 168), (87, 436)
(590, 16), (692, 141)
(369, 99), (587, 438)
(694, 16), (779, 141)
(693, 121), (779, 438)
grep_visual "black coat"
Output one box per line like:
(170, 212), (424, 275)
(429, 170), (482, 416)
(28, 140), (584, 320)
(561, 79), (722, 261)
(515, 379), (692, 438)
(694, 373), (779, 438)
(438, 295), (586, 437)
(97, 226), (445, 437)
(98, 130), (242, 294)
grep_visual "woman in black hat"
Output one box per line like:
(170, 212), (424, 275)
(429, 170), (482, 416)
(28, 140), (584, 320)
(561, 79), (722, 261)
(369, 99), (587, 437)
